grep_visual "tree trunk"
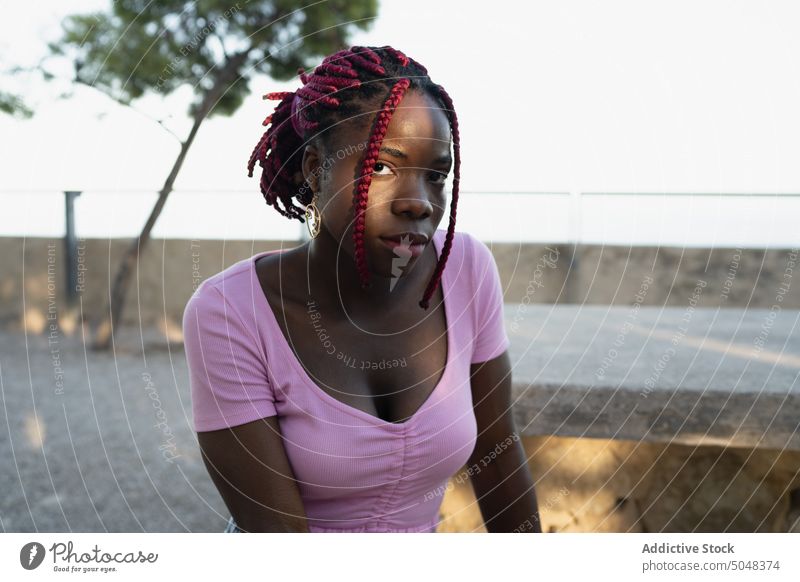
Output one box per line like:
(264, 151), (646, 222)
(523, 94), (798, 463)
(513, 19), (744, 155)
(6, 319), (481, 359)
(91, 53), (247, 350)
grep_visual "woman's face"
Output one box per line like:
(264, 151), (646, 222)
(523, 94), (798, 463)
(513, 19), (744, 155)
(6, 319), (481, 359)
(302, 89), (453, 280)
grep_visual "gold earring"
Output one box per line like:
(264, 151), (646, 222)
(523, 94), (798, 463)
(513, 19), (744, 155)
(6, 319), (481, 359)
(305, 192), (321, 239)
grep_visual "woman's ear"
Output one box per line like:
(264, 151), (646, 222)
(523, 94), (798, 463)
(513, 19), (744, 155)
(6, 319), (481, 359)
(301, 144), (322, 194)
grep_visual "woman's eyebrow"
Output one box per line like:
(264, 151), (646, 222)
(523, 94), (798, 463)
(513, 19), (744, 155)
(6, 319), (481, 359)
(379, 146), (452, 165)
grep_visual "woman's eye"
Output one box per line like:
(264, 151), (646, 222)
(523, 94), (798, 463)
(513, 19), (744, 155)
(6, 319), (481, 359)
(372, 162), (392, 175)
(430, 171), (448, 184)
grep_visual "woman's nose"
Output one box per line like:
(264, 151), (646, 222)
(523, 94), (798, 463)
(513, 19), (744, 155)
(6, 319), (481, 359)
(390, 180), (435, 219)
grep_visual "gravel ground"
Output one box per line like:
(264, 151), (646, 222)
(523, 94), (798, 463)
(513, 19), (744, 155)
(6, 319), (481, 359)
(0, 324), (228, 533)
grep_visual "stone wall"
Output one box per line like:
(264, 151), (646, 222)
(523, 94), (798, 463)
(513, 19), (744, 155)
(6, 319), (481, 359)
(437, 435), (800, 533)
(2, 237), (797, 333)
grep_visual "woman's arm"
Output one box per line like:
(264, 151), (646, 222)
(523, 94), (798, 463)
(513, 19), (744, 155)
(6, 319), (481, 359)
(198, 416), (310, 532)
(468, 350), (542, 532)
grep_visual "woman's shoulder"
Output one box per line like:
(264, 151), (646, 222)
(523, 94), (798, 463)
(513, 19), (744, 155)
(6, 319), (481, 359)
(183, 253), (263, 331)
(188, 253), (259, 304)
(433, 230), (503, 318)
(435, 229), (495, 277)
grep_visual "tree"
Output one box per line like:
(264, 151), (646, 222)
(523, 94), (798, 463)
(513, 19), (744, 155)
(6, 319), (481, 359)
(48, 0), (378, 349)
(0, 91), (33, 118)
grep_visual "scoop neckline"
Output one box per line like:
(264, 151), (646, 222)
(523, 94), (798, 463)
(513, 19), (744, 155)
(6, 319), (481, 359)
(249, 230), (452, 430)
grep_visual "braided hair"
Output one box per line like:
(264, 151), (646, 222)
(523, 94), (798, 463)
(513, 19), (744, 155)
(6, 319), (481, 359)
(247, 45), (460, 309)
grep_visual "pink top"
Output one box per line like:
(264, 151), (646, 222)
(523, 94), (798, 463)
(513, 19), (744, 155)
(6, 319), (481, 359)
(182, 229), (510, 532)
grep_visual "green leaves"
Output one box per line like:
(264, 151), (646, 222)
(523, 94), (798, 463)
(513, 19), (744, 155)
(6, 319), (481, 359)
(50, 0), (378, 120)
(0, 91), (33, 119)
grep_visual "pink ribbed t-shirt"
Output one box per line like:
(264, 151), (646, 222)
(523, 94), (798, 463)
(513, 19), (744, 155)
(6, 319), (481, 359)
(182, 229), (510, 532)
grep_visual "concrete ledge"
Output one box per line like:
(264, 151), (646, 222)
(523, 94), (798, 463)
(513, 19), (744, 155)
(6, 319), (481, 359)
(3, 238), (798, 331)
(507, 305), (800, 451)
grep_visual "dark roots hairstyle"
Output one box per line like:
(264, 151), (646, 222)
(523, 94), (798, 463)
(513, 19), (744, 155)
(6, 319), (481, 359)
(247, 45), (460, 309)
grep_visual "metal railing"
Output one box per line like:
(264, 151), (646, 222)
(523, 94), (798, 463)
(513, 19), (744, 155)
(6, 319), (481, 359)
(1, 189), (799, 248)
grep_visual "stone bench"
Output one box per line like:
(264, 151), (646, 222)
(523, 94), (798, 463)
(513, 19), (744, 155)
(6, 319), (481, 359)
(504, 304), (800, 451)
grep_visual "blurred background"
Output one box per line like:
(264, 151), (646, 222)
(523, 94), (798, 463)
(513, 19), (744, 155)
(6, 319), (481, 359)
(1, 0), (798, 533)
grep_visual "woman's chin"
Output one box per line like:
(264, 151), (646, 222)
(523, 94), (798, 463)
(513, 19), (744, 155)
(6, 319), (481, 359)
(367, 259), (419, 286)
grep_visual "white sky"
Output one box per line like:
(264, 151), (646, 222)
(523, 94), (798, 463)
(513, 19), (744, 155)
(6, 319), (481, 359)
(1, 0), (800, 245)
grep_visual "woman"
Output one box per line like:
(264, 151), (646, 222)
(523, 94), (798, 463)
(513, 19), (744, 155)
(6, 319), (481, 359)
(183, 45), (541, 533)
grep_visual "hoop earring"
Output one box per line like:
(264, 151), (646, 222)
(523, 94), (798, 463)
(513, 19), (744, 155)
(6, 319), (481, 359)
(305, 192), (321, 239)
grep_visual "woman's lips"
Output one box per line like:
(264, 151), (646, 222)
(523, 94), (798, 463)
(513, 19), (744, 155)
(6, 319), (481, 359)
(380, 237), (426, 258)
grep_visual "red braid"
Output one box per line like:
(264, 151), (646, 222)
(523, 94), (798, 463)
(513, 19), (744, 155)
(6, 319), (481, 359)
(419, 84), (460, 309)
(293, 48), (376, 133)
(352, 78), (411, 290)
(247, 91), (309, 219)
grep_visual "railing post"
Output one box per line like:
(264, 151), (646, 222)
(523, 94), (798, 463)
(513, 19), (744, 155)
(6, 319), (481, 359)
(563, 190), (582, 303)
(64, 190), (81, 306)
